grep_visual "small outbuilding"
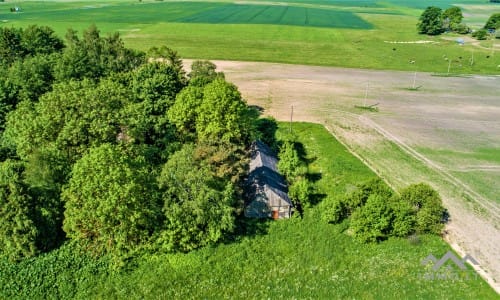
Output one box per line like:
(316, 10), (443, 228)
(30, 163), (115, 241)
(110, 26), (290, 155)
(245, 141), (293, 219)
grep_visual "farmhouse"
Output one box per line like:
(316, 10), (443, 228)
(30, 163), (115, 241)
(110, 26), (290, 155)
(245, 141), (293, 219)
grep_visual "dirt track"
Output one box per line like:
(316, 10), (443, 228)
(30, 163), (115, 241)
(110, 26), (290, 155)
(184, 59), (500, 292)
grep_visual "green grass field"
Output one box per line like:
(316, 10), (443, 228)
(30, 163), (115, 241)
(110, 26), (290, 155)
(0, 123), (496, 299)
(1, 0), (499, 74)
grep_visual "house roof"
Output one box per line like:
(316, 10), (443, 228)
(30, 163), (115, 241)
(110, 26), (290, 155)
(247, 141), (292, 208)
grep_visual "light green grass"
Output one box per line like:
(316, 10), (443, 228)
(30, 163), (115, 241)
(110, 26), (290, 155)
(1, 0), (499, 74)
(416, 147), (500, 203)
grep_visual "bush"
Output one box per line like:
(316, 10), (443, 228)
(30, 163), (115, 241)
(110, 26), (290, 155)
(472, 29), (488, 40)
(399, 183), (445, 235)
(277, 141), (305, 181)
(320, 196), (347, 224)
(289, 178), (313, 207)
(350, 194), (394, 243)
(390, 197), (416, 237)
(452, 23), (470, 34)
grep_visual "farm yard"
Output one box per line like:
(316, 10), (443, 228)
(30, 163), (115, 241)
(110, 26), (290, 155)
(1, 0), (500, 298)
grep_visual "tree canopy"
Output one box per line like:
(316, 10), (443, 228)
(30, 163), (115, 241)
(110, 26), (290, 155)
(418, 6), (445, 35)
(0, 25), (255, 262)
(484, 13), (500, 30)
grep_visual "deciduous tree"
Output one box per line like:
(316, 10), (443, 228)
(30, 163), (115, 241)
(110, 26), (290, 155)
(62, 144), (161, 255)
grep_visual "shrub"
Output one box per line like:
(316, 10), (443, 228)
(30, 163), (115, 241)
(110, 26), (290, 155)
(399, 183), (445, 235)
(472, 29), (488, 40)
(289, 178), (313, 207)
(320, 196), (347, 224)
(350, 194), (394, 243)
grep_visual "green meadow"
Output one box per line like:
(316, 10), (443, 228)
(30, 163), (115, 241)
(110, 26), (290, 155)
(0, 123), (496, 299)
(1, 0), (499, 73)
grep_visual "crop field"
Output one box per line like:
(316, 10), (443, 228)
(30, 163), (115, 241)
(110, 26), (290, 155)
(1, 0), (499, 73)
(200, 59), (500, 290)
(1, 123), (496, 299)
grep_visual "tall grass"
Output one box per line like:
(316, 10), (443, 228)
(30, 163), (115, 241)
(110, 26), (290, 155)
(2, 123), (494, 299)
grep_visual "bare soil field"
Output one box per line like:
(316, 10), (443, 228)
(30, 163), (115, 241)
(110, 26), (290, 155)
(184, 59), (500, 292)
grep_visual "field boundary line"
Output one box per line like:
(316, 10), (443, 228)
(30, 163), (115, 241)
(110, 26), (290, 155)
(358, 115), (500, 221)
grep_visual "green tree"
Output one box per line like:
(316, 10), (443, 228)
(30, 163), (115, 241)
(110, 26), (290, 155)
(62, 144), (161, 255)
(484, 13), (500, 30)
(167, 85), (204, 140)
(289, 178), (313, 207)
(196, 78), (255, 145)
(442, 7), (463, 31)
(418, 6), (445, 35)
(148, 45), (186, 84)
(3, 79), (129, 162)
(156, 144), (235, 252)
(0, 27), (24, 66)
(277, 141), (304, 181)
(189, 60), (224, 87)
(350, 194), (394, 243)
(55, 26), (144, 81)
(390, 197), (416, 237)
(0, 160), (38, 261)
(399, 183), (445, 234)
(21, 25), (64, 57)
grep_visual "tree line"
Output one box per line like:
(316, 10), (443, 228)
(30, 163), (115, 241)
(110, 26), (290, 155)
(0, 25), (257, 262)
(418, 6), (500, 40)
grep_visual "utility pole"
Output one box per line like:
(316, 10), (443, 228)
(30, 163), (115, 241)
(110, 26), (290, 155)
(470, 50), (474, 66)
(447, 59), (452, 75)
(289, 105), (293, 133)
(364, 82), (369, 107)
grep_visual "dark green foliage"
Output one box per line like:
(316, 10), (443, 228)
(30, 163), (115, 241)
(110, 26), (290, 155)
(63, 144), (162, 256)
(124, 62), (185, 161)
(417, 6), (444, 35)
(442, 7), (463, 31)
(472, 29), (488, 40)
(0, 160), (38, 261)
(344, 178), (392, 215)
(399, 183), (445, 235)
(148, 45), (187, 84)
(0, 27), (24, 66)
(484, 13), (500, 30)
(21, 25), (64, 57)
(390, 198), (416, 237)
(0, 26), (63, 66)
(54, 26), (145, 81)
(322, 178), (443, 242)
(3, 79), (129, 162)
(255, 117), (279, 151)
(156, 144), (235, 252)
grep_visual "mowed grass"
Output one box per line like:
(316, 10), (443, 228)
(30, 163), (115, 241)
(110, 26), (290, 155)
(0, 122), (496, 299)
(1, 0), (499, 74)
(416, 147), (500, 203)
